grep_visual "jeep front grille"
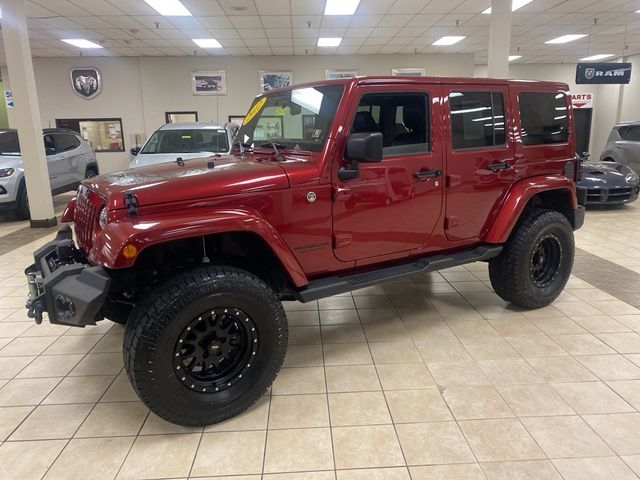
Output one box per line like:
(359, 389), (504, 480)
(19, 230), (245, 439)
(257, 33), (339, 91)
(74, 185), (103, 255)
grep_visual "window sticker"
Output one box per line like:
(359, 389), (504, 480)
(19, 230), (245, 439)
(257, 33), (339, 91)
(243, 97), (267, 125)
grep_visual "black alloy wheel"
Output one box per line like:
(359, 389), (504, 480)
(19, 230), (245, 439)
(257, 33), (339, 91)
(174, 307), (258, 393)
(530, 234), (563, 288)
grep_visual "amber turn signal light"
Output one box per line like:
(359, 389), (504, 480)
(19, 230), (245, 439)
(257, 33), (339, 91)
(122, 244), (138, 258)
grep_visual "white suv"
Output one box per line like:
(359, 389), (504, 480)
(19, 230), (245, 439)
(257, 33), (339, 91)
(0, 128), (98, 219)
(129, 122), (239, 168)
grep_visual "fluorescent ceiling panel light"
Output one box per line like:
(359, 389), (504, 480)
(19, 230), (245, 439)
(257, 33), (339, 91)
(482, 0), (534, 14)
(509, 55), (522, 61)
(324, 0), (360, 15)
(580, 54), (615, 61)
(545, 34), (587, 44)
(143, 0), (191, 16)
(432, 36), (465, 46)
(317, 37), (342, 47)
(61, 39), (103, 49)
(192, 38), (222, 48)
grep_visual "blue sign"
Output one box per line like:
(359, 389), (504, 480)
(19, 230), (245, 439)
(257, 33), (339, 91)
(576, 63), (632, 84)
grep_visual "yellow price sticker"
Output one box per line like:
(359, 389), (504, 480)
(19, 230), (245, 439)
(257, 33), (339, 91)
(274, 107), (286, 116)
(243, 97), (267, 125)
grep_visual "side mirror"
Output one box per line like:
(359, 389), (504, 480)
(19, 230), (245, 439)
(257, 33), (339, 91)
(346, 132), (383, 163)
(339, 132), (383, 182)
(130, 147), (141, 156)
(45, 147), (56, 155)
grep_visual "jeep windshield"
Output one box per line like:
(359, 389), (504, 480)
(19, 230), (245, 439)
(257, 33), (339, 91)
(236, 85), (344, 153)
(140, 128), (229, 154)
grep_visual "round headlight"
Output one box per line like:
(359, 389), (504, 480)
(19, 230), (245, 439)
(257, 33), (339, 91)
(98, 207), (108, 229)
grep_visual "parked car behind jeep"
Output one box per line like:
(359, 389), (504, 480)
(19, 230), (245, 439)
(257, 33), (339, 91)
(25, 76), (584, 427)
(0, 128), (98, 219)
(600, 122), (640, 173)
(129, 122), (238, 168)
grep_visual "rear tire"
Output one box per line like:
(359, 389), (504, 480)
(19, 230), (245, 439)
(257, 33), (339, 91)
(15, 181), (30, 220)
(85, 166), (98, 178)
(489, 209), (574, 309)
(123, 265), (287, 426)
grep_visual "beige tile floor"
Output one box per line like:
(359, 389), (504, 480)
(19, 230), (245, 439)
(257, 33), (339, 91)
(0, 202), (639, 479)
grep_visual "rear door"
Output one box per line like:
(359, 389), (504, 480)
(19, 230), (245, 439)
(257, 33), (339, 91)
(332, 84), (445, 262)
(443, 86), (515, 242)
(52, 133), (84, 185)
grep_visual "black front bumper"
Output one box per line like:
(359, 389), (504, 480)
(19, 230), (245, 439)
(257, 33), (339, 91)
(25, 225), (111, 327)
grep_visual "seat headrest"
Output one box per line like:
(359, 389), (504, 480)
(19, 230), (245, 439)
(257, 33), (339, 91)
(403, 106), (424, 132)
(353, 111), (378, 133)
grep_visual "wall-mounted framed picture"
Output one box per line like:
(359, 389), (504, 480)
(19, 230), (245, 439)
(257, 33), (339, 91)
(392, 68), (426, 77)
(253, 115), (283, 141)
(228, 115), (246, 126)
(165, 111), (198, 123)
(192, 70), (226, 95)
(259, 71), (293, 93)
(325, 69), (358, 80)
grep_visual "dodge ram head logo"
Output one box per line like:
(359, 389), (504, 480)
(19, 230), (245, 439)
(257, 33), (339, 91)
(584, 68), (596, 80)
(70, 68), (102, 99)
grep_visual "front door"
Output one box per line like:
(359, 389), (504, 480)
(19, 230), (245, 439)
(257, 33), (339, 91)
(332, 86), (444, 262)
(443, 87), (515, 242)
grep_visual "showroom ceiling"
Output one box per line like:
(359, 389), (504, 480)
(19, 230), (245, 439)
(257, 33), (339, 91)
(7, 0), (640, 63)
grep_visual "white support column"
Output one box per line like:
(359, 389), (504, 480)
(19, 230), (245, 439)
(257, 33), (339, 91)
(1, 0), (56, 227)
(487, 0), (513, 79)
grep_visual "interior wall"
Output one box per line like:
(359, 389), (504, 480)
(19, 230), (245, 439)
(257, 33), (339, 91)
(3, 53), (474, 173)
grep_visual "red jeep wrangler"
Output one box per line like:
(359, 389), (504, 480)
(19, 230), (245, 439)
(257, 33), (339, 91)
(25, 77), (585, 426)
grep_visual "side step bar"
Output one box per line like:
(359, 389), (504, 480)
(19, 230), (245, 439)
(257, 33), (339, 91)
(296, 244), (503, 302)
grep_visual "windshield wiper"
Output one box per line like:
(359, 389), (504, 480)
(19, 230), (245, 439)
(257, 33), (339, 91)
(233, 141), (252, 157)
(260, 142), (286, 161)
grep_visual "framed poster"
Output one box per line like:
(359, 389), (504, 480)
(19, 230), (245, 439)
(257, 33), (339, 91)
(259, 71), (293, 92)
(253, 116), (283, 141)
(192, 70), (226, 95)
(228, 115), (246, 126)
(392, 68), (426, 77)
(165, 111), (198, 123)
(325, 69), (358, 80)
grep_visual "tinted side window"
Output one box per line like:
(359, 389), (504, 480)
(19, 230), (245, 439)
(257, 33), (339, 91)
(43, 134), (56, 154)
(450, 92), (505, 150)
(620, 126), (640, 142)
(519, 92), (568, 145)
(352, 92), (429, 157)
(54, 134), (81, 152)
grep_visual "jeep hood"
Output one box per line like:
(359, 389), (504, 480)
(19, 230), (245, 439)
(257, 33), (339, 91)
(87, 155), (289, 210)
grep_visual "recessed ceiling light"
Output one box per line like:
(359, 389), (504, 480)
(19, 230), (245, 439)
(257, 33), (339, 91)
(482, 0), (534, 14)
(192, 38), (222, 48)
(509, 55), (522, 61)
(61, 39), (103, 49)
(317, 37), (342, 47)
(324, 0), (360, 15)
(545, 34), (587, 44)
(432, 36), (466, 46)
(229, 5), (248, 11)
(580, 53), (615, 61)
(143, 0), (191, 16)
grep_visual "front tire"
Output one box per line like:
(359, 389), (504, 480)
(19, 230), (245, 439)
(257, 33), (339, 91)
(489, 209), (574, 309)
(15, 181), (30, 220)
(123, 266), (287, 426)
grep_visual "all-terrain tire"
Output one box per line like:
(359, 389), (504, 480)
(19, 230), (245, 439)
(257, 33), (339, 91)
(85, 166), (99, 178)
(489, 209), (574, 309)
(15, 181), (30, 220)
(123, 265), (288, 426)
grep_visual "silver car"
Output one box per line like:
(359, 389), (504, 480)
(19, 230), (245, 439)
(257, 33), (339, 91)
(0, 128), (98, 219)
(129, 122), (238, 168)
(600, 122), (640, 173)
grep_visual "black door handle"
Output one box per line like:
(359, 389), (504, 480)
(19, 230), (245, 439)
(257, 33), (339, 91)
(414, 169), (442, 179)
(487, 161), (511, 171)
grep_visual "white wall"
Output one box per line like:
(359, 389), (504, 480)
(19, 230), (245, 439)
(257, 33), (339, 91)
(4, 53), (474, 173)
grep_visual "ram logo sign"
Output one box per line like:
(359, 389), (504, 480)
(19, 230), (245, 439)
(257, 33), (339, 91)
(576, 63), (632, 84)
(70, 68), (102, 99)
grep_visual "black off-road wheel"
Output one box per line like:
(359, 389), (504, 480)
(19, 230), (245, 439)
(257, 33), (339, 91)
(489, 209), (574, 309)
(123, 266), (288, 426)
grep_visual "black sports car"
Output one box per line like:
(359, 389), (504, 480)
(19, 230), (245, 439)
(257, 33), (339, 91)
(577, 157), (639, 205)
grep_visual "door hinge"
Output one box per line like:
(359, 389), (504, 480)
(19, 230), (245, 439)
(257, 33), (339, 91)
(333, 185), (352, 201)
(446, 174), (462, 188)
(123, 190), (139, 216)
(333, 233), (352, 249)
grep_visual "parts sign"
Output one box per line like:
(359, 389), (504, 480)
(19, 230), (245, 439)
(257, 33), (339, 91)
(571, 93), (593, 109)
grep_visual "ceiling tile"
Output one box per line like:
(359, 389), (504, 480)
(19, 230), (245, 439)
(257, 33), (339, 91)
(218, 0), (258, 15)
(229, 16), (263, 29)
(255, 0), (290, 16)
(182, 0), (225, 15)
(290, 0), (324, 16)
(261, 16), (292, 28)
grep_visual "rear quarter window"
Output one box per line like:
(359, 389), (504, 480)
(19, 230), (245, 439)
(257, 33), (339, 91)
(518, 92), (568, 146)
